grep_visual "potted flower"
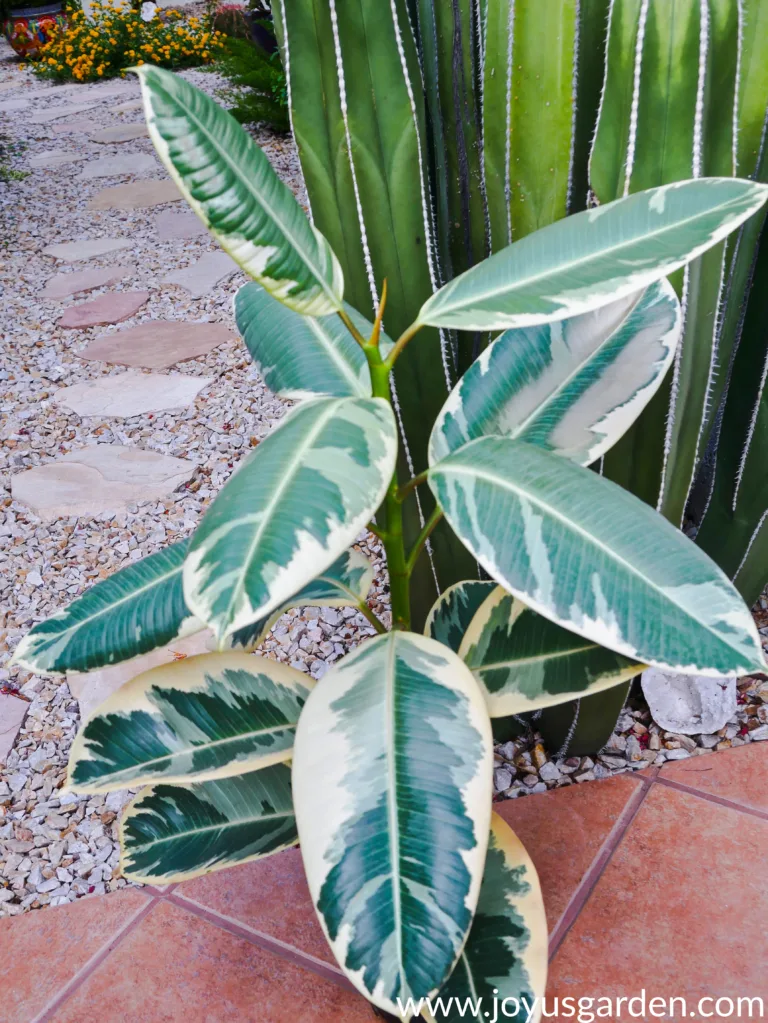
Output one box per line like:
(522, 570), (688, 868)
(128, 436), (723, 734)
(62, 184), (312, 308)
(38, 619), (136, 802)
(1, 0), (67, 59)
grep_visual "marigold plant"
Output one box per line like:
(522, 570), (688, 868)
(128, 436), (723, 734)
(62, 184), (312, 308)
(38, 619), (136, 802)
(33, 0), (224, 83)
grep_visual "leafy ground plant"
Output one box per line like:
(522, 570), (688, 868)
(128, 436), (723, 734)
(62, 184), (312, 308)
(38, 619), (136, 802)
(213, 35), (288, 131)
(15, 69), (768, 1019)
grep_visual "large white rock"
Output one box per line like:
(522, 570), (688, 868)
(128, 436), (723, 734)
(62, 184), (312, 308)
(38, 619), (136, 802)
(55, 370), (213, 418)
(12, 445), (196, 519)
(641, 668), (737, 735)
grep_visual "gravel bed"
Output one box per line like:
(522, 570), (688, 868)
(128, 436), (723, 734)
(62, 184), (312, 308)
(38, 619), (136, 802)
(1, 45), (766, 919)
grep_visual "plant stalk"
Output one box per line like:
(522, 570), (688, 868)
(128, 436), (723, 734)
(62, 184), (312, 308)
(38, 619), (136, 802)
(406, 507), (443, 576)
(367, 349), (411, 631)
(396, 470), (429, 503)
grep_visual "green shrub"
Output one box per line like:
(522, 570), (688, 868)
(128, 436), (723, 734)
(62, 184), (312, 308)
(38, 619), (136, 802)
(214, 35), (288, 132)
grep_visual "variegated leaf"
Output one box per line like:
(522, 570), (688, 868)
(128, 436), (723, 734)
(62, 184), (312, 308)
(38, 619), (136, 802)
(67, 653), (312, 793)
(292, 631), (494, 1015)
(13, 540), (198, 676)
(459, 588), (641, 717)
(227, 548), (374, 650)
(184, 397), (397, 643)
(424, 580), (496, 654)
(423, 814), (548, 1023)
(417, 179), (768, 331)
(429, 437), (765, 677)
(134, 66), (343, 316)
(120, 766), (296, 885)
(429, 281), (682, 467)
(235, 282), (386, 399)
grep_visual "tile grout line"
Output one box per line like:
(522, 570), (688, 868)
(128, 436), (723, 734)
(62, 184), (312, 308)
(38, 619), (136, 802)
(166, 892), (359, 995)
(33, 890), (160, 1023)
(655, 774), (768, 821)
(547, 771), (657, 961)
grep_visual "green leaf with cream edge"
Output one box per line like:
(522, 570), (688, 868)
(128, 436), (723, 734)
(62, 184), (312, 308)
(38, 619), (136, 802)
(14, 539), (373, 674)
(429, 437), (765, 677)
(235, 281), (392, 400)
(429, 280), (682, 466)
(459, 587), (641, 718)
(417, 178), (768, 331)
(292, 631), (494, 1015)
(13, 540), (197, 676)
(67, 653), (312, 794)
(134, 66), (343, 316)
(226, 547), (375, 651)
(422, 813), (548, 1023)
(120, 765), (296, 885)
(424, 580), (497, 653)
(184, 397), (397, 643)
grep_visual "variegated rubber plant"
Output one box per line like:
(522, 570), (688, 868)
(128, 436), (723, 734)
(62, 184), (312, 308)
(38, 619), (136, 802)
(14, 69), (768, 1019)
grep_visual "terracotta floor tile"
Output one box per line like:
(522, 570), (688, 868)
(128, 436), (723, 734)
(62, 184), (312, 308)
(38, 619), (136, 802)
(49, 900), (376, 1023)
(176, 848), (333, 963)
(548, 784), (768, 1001)
(0, 889), (149, 1022)
(495, 774), (642, 933)
(660, 742), (768, 813)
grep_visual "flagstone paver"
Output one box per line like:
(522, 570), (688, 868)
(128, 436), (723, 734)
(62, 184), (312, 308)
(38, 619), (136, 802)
(76, 321), (235, 369)
(112, 98), (144, 113)
(28, 150), (86, 169)
(43, 237), (134, 261)
(42, 265), (134, 300)
(11, 444), (196, 519)
(163, 250), (240, 298)
(58, 291), (150, 329)
(0, 694), (29, 765)
(51, 119), (99, 135)
(54, 369), (214, 417)
(87, 178), (182, 211)
(155, 210), (208, 241)
(78, 153), (158, 181)
(90, 123), (149, 143)
(28, 102), (99, 124)
(0, 98), (30, 113)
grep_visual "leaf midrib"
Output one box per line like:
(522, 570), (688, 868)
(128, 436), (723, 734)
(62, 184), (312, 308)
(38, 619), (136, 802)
(437, 458), (744, 661)
(129, 808), (295, 853)
(425, 187), (755, 315)
(305, 316), (368, 394)
(28, 558), (185, 663)
(384, 634), (405, 989)
(83, 720), (296, 787)
(149, 73), (339, 309)
(222, 400), (342, 632)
